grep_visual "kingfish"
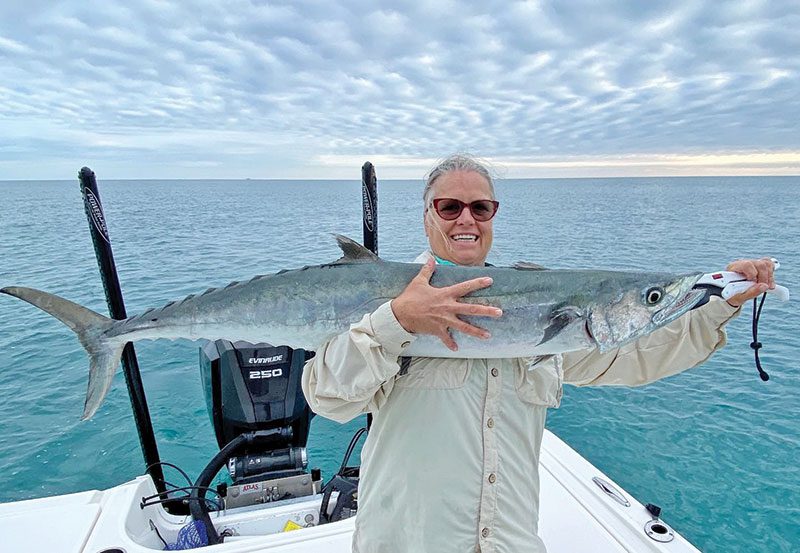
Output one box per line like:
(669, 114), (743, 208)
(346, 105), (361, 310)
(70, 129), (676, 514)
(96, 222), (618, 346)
(1, 235), (706, 419)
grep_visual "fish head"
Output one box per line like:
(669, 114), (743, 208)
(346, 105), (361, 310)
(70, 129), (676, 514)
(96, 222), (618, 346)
(588, 272), (706, 352)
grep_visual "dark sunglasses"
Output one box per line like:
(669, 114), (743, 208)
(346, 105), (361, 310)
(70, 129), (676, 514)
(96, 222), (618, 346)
(431, 198), (499, 221)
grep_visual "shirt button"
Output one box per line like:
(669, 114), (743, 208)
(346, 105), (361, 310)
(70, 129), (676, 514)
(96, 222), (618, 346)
(487, 418), (494, 428)
(491, 367), (498, 377)
(481, 527), (490, 538)
(401, 341), (410, 349)
(488, 473), (496, 484)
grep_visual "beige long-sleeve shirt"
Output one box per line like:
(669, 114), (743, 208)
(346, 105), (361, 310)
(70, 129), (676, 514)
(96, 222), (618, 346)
(302, 287), (740, 553)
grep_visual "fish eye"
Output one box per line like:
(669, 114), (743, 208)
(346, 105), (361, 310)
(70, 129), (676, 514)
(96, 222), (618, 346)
(645, 287), (665, 305)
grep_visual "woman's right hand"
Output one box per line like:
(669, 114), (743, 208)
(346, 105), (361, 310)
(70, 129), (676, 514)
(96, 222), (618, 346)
(390, 258), (503, 351)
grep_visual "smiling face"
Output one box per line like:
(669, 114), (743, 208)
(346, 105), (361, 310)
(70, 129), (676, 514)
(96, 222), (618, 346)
(424, 170), (495, 266)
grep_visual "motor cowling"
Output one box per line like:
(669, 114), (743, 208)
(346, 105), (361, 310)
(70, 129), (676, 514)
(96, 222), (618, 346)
(200, 340), (315, 484)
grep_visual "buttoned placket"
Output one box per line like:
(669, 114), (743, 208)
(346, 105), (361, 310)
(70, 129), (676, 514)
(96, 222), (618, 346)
(477, 360), (501, 553)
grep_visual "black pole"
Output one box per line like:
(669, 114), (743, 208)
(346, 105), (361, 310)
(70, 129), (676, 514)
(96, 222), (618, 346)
(362, 162), (378, 255)
(362, 162), (378, 429)
(78, 167), (166, 494)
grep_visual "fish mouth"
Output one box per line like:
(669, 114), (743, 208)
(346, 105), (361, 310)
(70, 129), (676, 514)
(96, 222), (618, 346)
(652, 287), (706, 326)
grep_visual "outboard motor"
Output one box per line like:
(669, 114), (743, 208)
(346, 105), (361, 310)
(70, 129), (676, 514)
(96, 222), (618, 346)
(198, 340), (321, 509)
(192, 340), (360, 545)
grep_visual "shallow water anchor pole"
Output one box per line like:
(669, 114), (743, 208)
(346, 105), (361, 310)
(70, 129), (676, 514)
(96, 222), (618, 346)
(362, 162), (378, 429)
(78, 167), (166, 495)
(362, 162), (378, 255)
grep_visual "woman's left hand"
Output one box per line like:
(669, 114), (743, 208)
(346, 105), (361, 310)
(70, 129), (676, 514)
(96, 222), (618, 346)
(724, 257), (776, 307)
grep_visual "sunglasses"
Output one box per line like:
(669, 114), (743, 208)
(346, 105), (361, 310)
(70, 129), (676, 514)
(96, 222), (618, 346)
(431, 198), (500, 222)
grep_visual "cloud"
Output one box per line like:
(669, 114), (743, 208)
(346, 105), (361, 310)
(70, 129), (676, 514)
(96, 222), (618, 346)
(0, 0), (798, 178)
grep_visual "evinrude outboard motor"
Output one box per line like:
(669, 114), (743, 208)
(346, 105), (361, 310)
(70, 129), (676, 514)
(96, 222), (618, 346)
(192, 339), (361, 545)
(194, 340), (322, 539)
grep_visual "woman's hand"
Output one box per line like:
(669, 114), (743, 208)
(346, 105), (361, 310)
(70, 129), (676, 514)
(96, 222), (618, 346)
(724, 257), (776, 307)
(390, 258), (503, 351)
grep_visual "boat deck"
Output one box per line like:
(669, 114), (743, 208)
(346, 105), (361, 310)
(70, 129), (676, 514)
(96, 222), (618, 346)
(1, 430), (700, 552)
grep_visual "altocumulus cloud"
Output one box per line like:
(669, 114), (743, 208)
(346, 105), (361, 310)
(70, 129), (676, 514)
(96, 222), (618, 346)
(0, 0), (798, 179)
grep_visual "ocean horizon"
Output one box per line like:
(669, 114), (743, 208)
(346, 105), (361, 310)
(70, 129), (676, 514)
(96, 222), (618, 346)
(3, 174), (798, 183)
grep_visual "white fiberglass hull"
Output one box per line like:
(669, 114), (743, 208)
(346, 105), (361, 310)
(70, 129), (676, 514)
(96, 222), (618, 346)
(0, 430), (700, 553)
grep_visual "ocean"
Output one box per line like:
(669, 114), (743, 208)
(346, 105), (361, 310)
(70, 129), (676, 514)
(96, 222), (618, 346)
(0, 176), (797, 552)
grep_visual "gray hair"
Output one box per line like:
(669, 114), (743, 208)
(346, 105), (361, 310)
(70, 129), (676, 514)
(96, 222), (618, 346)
(422, 154), (496, 209)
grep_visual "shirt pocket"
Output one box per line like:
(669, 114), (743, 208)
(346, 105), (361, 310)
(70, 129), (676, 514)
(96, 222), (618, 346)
(394, 357), (470, 389)
(514, 355), (563, 407)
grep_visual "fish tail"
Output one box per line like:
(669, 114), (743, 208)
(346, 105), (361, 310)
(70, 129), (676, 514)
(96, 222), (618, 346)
(0, 286), (124, 420)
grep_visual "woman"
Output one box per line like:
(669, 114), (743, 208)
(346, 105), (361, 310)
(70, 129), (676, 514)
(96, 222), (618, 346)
(302, 154), (773, 553)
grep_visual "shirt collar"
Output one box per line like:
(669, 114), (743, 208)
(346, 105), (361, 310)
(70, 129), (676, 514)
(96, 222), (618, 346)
(414, 250), (492, 267)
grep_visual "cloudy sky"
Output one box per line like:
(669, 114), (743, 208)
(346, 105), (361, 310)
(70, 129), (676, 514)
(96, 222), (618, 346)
(1, 1), (798, 179)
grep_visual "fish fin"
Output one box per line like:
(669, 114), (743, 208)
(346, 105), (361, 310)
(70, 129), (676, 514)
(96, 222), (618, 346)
(332, 234), (381, 263)
(83, 341), (126, 420)
(524, 355), (555, 371)
(0, 286), (123, 420)
(539, 306), (582, 345)
(514, 261), (548, 271)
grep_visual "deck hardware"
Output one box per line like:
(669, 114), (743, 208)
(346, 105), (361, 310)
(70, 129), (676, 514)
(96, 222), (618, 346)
(644, 519), (675, 543)
(592, 476), (630, 507)
(643, 502), (675, 543)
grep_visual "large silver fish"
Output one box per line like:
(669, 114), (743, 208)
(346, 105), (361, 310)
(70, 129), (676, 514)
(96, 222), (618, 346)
(1, 236), (705, 419)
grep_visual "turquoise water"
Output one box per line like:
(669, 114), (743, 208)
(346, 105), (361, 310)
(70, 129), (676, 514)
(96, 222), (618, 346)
(0, 177), (798, 552)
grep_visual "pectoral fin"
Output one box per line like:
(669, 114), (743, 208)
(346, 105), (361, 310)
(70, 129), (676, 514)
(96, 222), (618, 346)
(539, 306), (583, 345)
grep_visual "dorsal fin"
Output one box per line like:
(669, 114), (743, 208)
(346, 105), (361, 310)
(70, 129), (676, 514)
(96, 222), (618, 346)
(333, 234), (381, 264)
(514, 261), (548, 271)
